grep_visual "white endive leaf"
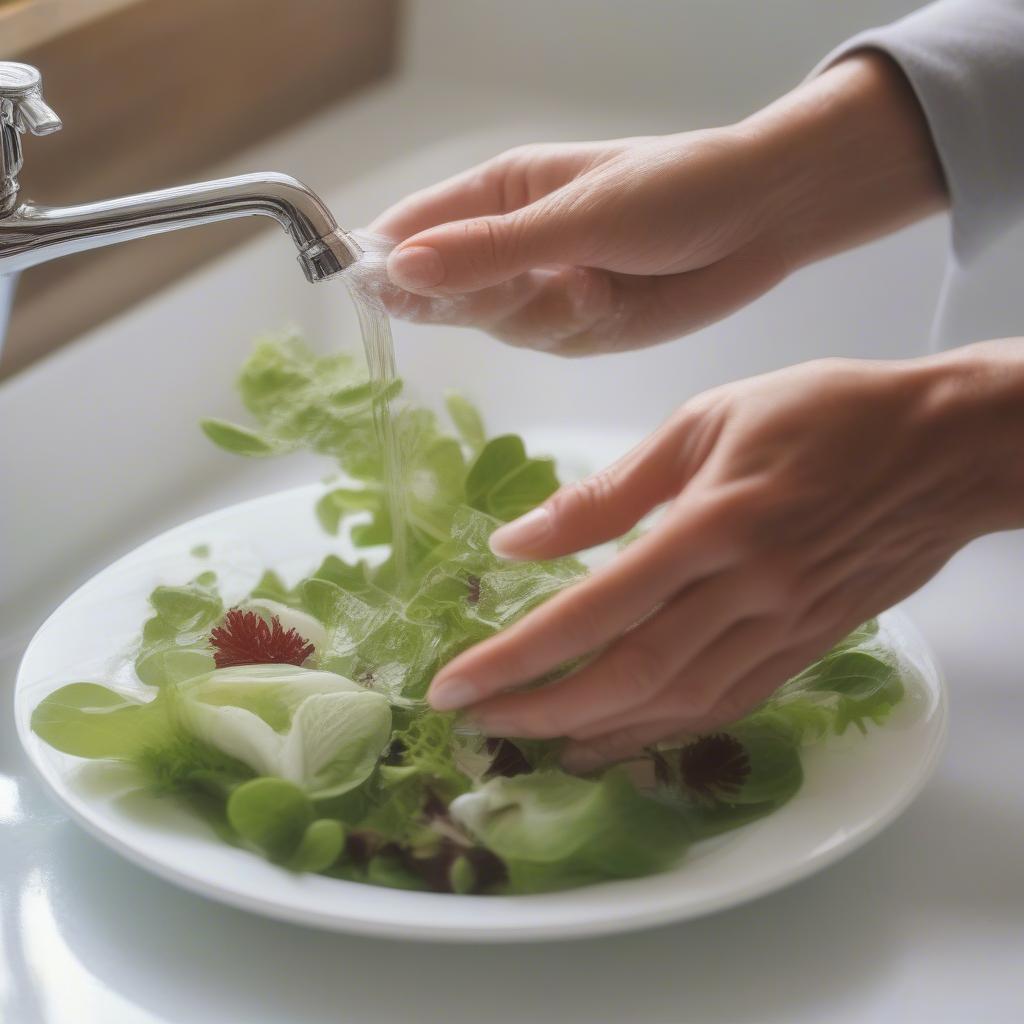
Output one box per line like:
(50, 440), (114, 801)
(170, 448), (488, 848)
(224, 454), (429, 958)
(180, 665), (389, 795)
(189, 663), (362, 728)
(243, 599), (328, 653)
(185, 700), (285, 779)
(281, 690), (392, 798)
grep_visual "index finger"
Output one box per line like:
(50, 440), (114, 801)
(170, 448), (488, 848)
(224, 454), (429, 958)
(370, 162), (510, 242)
(370, 142), (602, 242)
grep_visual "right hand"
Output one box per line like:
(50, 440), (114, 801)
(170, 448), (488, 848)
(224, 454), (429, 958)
(368, 129), (790, 355)
(368, 53), (945, 356)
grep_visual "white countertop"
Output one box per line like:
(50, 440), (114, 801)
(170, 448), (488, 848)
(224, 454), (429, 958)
(3, 2), (1022, 1016)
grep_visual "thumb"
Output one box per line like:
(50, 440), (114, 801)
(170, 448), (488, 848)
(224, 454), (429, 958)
(386, 194), (589, 296)
(489, 416), (701, 561)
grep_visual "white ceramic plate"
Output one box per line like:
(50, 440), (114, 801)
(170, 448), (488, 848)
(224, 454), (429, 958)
(15, 483), (948, 943)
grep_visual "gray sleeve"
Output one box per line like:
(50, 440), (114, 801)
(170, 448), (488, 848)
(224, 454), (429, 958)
(812, 0), (1024, 265)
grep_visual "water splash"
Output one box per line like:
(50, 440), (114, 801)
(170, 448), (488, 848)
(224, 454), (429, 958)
(341, 238), (409, 580)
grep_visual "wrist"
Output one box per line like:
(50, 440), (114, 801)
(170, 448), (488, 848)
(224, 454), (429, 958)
(737, 51), (948, 271)
(905, 340), (1024, 539)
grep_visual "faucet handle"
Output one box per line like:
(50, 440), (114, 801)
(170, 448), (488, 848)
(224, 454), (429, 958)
(0, 63), (61, 135)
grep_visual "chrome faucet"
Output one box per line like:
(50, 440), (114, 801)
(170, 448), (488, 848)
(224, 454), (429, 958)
(0, 62), (361, 295)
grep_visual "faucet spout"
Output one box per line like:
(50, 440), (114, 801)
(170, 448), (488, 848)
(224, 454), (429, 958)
(0, 171), (362, 282)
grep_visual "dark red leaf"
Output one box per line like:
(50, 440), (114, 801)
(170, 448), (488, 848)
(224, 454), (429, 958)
(395, 837), (508, 894)
(209, 608), (314, 669)
(677, 734), (750, 802)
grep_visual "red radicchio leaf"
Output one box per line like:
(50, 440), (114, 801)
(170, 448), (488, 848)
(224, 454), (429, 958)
(391, 836), (507, 894)
(677, 733), (751, 803)
(209, 608), (314, 669)
(344, 830), (381, 867)
(345, 818), (507, 893)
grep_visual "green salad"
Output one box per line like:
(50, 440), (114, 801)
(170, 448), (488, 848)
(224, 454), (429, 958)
(31, 333), (907, 894)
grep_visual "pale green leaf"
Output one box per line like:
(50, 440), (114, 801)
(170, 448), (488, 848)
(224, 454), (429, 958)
(31, 683), (172, 760)
(445, 391), (486, 452)
(200, 419), (282, 457)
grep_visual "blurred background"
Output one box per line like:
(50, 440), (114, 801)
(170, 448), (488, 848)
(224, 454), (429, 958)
(3, 4), (1022, 1023)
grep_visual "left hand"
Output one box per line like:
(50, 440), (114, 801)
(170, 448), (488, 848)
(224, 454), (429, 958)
(427, 343), (1024, 771)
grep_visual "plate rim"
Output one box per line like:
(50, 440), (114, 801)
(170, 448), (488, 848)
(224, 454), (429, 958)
(14, 484), (950, 943)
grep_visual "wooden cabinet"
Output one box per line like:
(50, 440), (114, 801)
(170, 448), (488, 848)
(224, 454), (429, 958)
(0, 0), (400, 377)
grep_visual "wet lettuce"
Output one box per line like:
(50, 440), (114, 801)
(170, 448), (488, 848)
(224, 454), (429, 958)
(31, 332), (910, 894)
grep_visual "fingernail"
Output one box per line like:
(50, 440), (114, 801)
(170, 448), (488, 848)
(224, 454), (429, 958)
(490, 507), (552, 557)
(429, 678), (477, 711)
(388, 246), (445, 290)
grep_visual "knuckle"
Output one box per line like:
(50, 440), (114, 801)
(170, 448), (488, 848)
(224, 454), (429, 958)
(462, 217), (505, 275)
(695, 485), (754, 545)
(501, 143), (550, 167)
(552, 470), (618, 521)
(664, 401), (702, 438)
(810, 355), (858, 378)
(489, 145), (558, 210)
(493, 150), (533, 211)
(706, 482), (802, 563)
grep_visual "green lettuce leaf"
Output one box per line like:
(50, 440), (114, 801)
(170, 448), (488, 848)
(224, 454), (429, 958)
(31, 682), (173, 759)
(201, 335), (558, 559)
(31, 329), (914, 893)
(227, 777), (345, 869)
(451, 769), (690, 891)
(752, 620), (904, 741)
(465, 435), (559, 521)
(445, 392), (486, 453)
(201, 333), (390, 480)
(181, 664), (392, 798)
(135, 572), (222, 687)
(393, 710), (471, 797)
(135, 731), (254, 800)
(248, 569), (306, 610)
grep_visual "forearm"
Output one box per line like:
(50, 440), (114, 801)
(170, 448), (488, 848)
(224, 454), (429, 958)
(811, 0), (1024, 265)
(739, 51), (949, 272)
